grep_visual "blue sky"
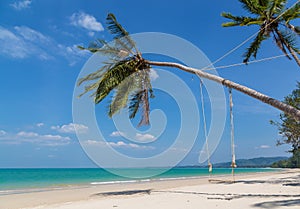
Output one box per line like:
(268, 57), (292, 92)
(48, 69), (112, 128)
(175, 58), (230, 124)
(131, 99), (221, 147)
(0, 0), (299, 168)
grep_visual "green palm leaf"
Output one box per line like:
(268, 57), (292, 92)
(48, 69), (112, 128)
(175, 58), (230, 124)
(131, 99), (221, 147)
(95, 57), (140, 104)
(106, 13), (138, 55)
(279, 29), (300, 54)
(109, 71), (143, 117)
(221, 12), (262, 27)
(238, 0), (267, 15)
(273, 30), (292, 59)
(282, 2), (300, 23)
(128, 70), (154, 126)
(268, 0), (287, 15)
(243, 30), (267, 63)
(223, 0), (300, 66)
(77, 63), (114, 87)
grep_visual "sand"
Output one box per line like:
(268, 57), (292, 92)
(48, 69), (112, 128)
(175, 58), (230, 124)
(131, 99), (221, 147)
(1, 169), (299, 209)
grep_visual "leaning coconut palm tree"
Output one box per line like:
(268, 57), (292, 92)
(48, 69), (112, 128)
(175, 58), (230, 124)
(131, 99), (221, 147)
(222, 0), (300, 66)
(78, 13), (300, 124)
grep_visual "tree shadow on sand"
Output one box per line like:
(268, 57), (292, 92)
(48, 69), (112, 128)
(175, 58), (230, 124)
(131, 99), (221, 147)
(152, 190), (300, 201)
(233, 174), (300, 187)
(253, 198), (300, 208)
(92, 189), (152, 197)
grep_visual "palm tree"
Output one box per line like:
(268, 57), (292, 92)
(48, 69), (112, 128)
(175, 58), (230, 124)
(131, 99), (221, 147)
(222, 0), (300, 66)
(78, 13), (300, 123)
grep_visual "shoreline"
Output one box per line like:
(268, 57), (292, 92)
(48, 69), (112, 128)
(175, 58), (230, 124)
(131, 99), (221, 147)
(0, 167), (283, 196)
(1, 169), (299, 209)
(0, 167), (282, 194)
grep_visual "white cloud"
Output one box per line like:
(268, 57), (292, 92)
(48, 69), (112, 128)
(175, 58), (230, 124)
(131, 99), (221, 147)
(40, 134), (70, 141)
(110, 131), (126, 137)
(135, 133), (156, 141)
(17, 131), (70, 141)
(51, 123), (88, 134)
(256, 145), (271, 149)
(65, 44), (89, 58)
(150, 69), (159, 81)
(0, 130), (6, 136)
(85, 140), (154, 150)
(58, 43), (89, 66)
(0, 26), (36, 59)
(170, 147), (189, 153)
(48, 155), (56, 158)
(0, 26), (53, 60)
(0, 25), (87, 65)
(10, 0), (32, 10)
(70, 12), (104, 32)
(14, 26), (51, 44)
(88, 31), (95, 37)
(0, 131), (70, 146)
(36, 123), (44, 127)
(17, 131), (39, 137)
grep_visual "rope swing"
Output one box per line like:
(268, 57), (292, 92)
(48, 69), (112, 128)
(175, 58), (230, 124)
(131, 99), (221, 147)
(199, 80), (237, 183)
(229, 88), (237, 182)
(199, 79), (212, 178)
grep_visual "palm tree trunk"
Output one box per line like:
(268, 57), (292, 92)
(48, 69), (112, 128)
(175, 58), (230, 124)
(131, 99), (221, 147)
(145, 60), (300, 121)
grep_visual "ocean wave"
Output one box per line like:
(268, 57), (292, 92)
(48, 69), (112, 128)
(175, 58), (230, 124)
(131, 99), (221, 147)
(90, 180), (139, 185)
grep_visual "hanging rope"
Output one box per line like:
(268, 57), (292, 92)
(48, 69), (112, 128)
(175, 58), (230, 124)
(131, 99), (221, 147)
(199, 79), (212, 176)
(203, 53), (291, 71)
(229, 88), (237, 182)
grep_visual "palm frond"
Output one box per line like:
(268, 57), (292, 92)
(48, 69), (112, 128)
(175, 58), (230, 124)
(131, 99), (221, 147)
(221, 12), (262, 27)
(78, 39), (127, 60)
(282, 2), (300, 23)
(106, 13), (138, 55)
(272, 30), (292, 59)
(109, 71), (143, 117)
(129, 89), (153, 126)
(129, 91), (143, 119)
(258, 0), (270, 8)
(238, 0), (267, 15)
(95, 57), (140, 104)
(243, 30), (267, 63)
(268, 0), (287, 16)
(279, 29), (300, 54)
(138, 70), (153, 126)
(77, 63), (114, 87)
(139, 89), (150, 126)
(294, 26), (300, 35)
(77, 80), (101, 98)
(109, 81), (133, 117)
(128, 70), (154, 126)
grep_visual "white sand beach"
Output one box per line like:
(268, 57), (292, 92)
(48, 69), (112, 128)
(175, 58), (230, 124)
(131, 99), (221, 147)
(1, 169), (300, 209)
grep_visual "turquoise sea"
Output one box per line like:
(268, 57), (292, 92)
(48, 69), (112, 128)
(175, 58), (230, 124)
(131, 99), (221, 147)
(0, 168), (278, 192)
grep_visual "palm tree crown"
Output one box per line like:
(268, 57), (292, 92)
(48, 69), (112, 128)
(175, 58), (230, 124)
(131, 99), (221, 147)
(78, 13), (153, 126)
(222, 0), (300, 66)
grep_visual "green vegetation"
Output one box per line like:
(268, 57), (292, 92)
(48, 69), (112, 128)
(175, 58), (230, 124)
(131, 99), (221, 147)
(222, 0), (300, 66)
(213, 157), (288, 168)
(271, 150), (300, 168)
(271, 82), (300, 168)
